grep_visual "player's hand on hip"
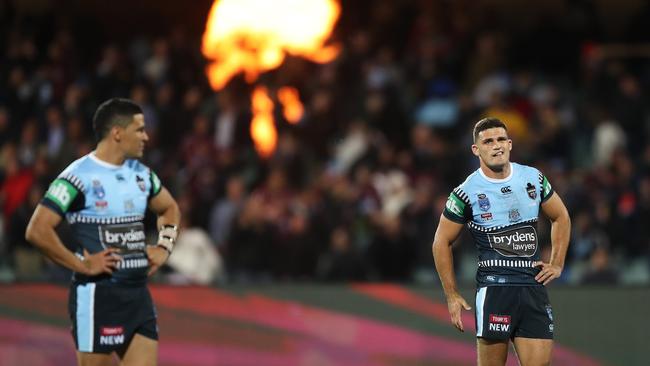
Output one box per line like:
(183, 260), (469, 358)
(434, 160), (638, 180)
(446, 292), (472, 332)
(146, 245), (169, 276)
(534, 261), (562, 285)
(82, 248), (121, 276)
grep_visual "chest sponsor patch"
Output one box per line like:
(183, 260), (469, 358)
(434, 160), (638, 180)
(487, 225), (538, 257)
(98, 222), (146, 252)
(480, 212), (493, 221)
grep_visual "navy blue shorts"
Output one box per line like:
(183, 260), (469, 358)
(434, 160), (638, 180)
(68, 283), (158, 353)
(475, 286), (554, 340)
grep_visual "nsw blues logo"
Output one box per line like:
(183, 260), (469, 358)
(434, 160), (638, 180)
(124, 199), (135, 213)
(92, 180), (105, 199)
(477, 193), (490, 211)
(508, 208), (521, 222)
(136, 175), (146, 192)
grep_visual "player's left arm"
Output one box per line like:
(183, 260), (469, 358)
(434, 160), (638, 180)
(146, 187), (181, 276)
(536, 192), (571, 285)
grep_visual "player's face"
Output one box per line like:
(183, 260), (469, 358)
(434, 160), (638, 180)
(472, 127), (512, 171)
(120, 114), (148, 158)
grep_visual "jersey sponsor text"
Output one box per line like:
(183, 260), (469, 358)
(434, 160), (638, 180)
(487, 226), (538, 257)
(98, 223), (146, 251)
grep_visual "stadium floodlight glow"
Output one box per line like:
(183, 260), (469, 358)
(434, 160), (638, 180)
(202, 0), (341, 157)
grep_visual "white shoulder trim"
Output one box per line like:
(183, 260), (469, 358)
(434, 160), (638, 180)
(60, 173), (86, 193)
(478, 162), (514, 183)
(88, 152), (123, 169)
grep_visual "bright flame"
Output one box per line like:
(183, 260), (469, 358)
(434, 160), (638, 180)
(250, 87), (277, 158)
(202, 0), (341, 90)
(277, 87), (304, 124)
(202, 0), (340, 158)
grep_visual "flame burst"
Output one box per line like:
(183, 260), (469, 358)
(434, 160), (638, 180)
(250, 87), (277, 158)
(277, 87), (304, 124)
(202, 0), (340, 157)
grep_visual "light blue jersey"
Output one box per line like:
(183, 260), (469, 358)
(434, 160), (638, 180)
(42, 153), (162, 286)
(443, 162), (554, 286)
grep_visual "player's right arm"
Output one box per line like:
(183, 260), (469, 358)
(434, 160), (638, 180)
(25, 176), (120, 276)
(432, 215), (472, 332)
(26, 205), (120, 275)
(433, 187), (473, 332)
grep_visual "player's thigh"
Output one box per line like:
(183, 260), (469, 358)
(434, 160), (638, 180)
(118, 333), (158, 366)
(477, 338), (509, 366)
(513, 337), (552, 366)
(76, 351), (115, 366)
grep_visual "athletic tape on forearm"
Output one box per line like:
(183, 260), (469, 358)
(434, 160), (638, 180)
(157, 225), (178, 253)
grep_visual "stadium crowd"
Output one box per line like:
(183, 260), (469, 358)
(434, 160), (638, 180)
(1, 0), (649, 285)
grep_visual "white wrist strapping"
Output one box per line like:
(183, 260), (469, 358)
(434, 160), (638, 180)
(157, 224), (178, 253)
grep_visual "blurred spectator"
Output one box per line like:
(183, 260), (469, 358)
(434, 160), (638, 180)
(580, 246), (619, 285)
(7, 184), (44, 280)
(167, 216), (224, 285)
(317, 225), (367, 281)
(44, 105), (65, 159)
(1, 150), (34, 224)
(209, 175), (246, 248)
(592, 120), (626, 167)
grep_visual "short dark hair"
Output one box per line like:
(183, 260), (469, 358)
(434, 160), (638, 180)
(92, 98), (143, 141)
(473, 117), (508, 142)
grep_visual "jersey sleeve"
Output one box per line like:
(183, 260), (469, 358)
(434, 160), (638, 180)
(538, 172), (554, 203)
(148, 169), (163, 199)
(41, 175), (85, 216)
(443, 187), (472, 224)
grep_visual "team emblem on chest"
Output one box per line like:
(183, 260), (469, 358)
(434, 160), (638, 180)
(136, 175), (146, 192)
(477, 193), (490, 211)
(508, 208), (521, 222)
(92, 179), (108, 210)
(92, 180), (105, 199)
(526, 182), (537, 200)
(124, 199), (135, 212)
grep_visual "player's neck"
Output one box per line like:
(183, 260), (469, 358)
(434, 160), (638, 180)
(95, 141), (127, 166)
(480, 162), (511, 180)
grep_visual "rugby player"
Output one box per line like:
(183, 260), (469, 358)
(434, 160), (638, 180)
(26, 98), (181, 366)
(432, 117), (570, 365)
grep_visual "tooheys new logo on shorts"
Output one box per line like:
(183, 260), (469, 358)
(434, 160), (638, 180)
(98, 223), (146, 251)
(489, 314), (511, 332)
(487, 225), (538, 257)
(100, 326), (125, 346)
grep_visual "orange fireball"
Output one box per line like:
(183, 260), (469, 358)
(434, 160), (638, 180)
(201, 0), (340, 158)
(202, 0), (340, 90)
